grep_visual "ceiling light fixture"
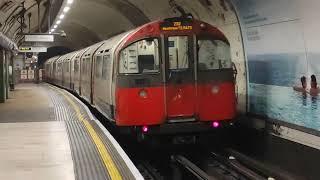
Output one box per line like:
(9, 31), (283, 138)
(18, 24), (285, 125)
(59, 14), (65, 19)
(63, 6), (70, 13)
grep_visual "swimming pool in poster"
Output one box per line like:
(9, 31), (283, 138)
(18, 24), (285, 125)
(250, 83), (320, 130)
(248, 53), (320, 130)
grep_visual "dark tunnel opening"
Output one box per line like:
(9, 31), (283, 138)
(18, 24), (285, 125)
(37, 46), (73, 68)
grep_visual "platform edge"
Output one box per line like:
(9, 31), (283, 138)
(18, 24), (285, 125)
(64, 88), (144, 180)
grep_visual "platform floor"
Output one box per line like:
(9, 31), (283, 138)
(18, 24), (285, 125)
(0, 83), (55, 122)
(0, 83), (142, 180)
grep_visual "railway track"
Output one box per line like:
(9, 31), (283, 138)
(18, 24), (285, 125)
(136, 161), (164, 180)
(57, 84), (297, 180)
(172, 149), (278, 180)
(172, 155), (218, 180)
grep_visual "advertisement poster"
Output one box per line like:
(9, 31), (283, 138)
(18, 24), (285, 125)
(233, 0), (320, 130)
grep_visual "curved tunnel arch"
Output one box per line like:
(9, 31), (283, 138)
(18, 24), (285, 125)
(94, 0), (150, 26)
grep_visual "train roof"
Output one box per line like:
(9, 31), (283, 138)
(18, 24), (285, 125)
(45, 56), (60, 65)
(63, 51), (78, 62)
(95, 31), (132, 56)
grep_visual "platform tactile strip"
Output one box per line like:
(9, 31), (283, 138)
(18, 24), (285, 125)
(48, 85), (111, 180)
(91, 121), (136, 180)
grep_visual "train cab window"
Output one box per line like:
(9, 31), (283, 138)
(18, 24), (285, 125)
(197, 39), (231, 70)
(119, 38), (159, 74)
(168, 36), (189, 70)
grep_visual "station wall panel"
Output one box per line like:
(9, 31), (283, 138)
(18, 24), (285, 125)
(232, 0), (320, 131)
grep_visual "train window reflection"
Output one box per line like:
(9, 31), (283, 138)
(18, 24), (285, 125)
(197, 39), (231, 70)
(119, 38), (159, 74)
(168, 36), (189, 70)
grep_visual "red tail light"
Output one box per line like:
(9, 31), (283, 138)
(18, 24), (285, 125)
(142, 125), (149, 133)
(212, 121), (220, 128)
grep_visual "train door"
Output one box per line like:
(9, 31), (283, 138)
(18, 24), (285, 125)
(165, 35), (196, 121)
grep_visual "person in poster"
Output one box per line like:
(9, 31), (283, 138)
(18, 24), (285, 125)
(310, 75), (320, 96)
(293, 76), (307, 93)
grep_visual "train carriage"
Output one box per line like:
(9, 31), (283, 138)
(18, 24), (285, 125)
(52, 56), (61, 85)
(45, 17), (237, 137)
(56, 55), (68, 86)
(92, 32), (132, 119)
(71, 48), (88, 95)
(69, 51), (81, 91)
(61, 51), (78, 90)
(80, 42), (105, 103)
(114, 17), (236, 131)
(44, 56), (59, 82)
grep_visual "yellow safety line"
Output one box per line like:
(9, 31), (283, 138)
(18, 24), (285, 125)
(50, 86), (122, 180)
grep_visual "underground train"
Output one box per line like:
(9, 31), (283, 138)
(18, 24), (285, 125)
(45, 17), (237, 138)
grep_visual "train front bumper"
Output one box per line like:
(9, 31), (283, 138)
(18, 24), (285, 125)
(119, 120), (234, 135)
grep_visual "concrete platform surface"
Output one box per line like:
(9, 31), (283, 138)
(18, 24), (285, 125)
(0, 121), (74, 180)
(0, 83), (142, 180)
(0, 83), (54, 123)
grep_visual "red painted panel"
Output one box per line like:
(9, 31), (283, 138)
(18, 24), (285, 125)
(115, 87), (165, 126)
(197, 82), (236, 121)
(166, 84), (196, 117)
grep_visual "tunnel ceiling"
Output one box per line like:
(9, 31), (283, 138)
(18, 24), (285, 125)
(0, 0), (63, 46)
(0, 0), (238, 50)
(51, 0), (239, 50)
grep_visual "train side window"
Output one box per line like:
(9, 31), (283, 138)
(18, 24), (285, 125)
(197, 39), (231, 70)
(86, 58), (90, 76)
(119, 38), (159, 74)
(66, 62), (70, 73)
(168, 36), (189, 70)
(102, 54), (111, 80)
(58, 63), (61, 73)
(81, 58), (86, 74)
(74, 60), (79, 73)
(95, 56), (103, 78)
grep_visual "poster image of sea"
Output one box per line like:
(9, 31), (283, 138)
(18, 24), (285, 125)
(232, 0), (320, 130)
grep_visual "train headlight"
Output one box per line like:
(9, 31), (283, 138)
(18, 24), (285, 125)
(139, 89), (148, 98)
(211, 85), (220, 94)
(200, 23), (207, 30)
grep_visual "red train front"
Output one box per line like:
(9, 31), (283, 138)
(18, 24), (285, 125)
(114, 17), (236, 135)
